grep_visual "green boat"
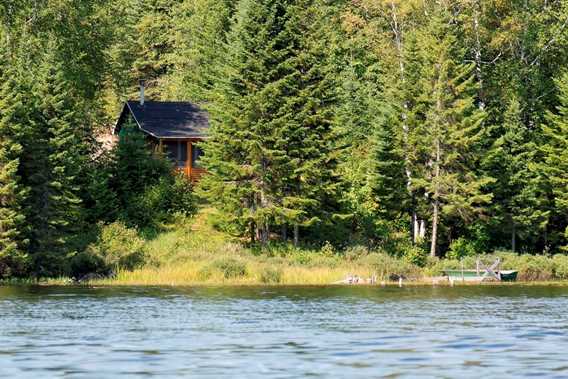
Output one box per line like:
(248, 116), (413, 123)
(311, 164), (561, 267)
(442, 269), (518, 282)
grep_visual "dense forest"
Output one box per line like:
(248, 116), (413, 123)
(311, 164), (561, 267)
(1, 0), (568, 279)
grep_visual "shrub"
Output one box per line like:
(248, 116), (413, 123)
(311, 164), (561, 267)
(260, 266), (282, 283)
(320, 241), (335, 257)
(495, 251), (554, 281)
(168, 174), (196, 216)
(211, 257), (247, 279)
(552, 255), (568, 279)
(88, 222), (146, 271)
(69, 251), (106, 278)
(290, 251), (313, 266)
(343, 245), (369, 262)
(447, 238), (477, 260)
(123, 175), (196, 228)
(0, 254), (28, 279)
(402, 245), (428, 267)
(124, 178), (171, 227)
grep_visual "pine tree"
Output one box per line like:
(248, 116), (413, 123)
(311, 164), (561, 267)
(0, 65), (28, 277)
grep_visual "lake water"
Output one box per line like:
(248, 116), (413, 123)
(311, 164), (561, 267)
(1, 285), (568, 378)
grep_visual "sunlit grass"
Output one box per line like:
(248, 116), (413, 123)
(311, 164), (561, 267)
(47, 209), (568, 287)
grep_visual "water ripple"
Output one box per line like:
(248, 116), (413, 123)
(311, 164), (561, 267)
(1, 285), (568, 378)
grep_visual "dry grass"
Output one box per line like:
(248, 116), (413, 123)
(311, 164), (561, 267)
(90, 210), (401, 286)
(85, 209), (568, 287)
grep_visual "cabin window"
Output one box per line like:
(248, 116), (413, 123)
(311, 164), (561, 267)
(163, 140), (187, 168)
(192, 145), (204, 168)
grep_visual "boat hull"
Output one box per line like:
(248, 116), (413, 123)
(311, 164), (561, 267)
(443, 269), (518, 282)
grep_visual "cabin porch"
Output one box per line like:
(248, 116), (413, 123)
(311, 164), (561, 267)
(157, 138), (205, 182)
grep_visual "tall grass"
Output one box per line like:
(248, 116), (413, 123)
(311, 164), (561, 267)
(86, 210), (568, 286)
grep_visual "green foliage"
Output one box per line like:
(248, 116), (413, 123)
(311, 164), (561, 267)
(198, 0), (338, 245)
(446, 238), (478, 260)
(112, 121), (172, 208)
(87, 222), (146, 271)
(84, 153), (119, 223)
(211, 257), (247, 279)
(70, 251), (106, 279)
(552, 254), (568, 280)
(358, 252), (422, 280)
(123, 174), (196, 228)
(0, 65), (28, 278)
(3, 0), (568, 279)
(169, 174), (197, 216)
(402, 245), (428, 267)
(542, 71), (568, 249)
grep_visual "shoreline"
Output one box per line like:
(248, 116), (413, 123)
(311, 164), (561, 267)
(5, 278), (568, 287)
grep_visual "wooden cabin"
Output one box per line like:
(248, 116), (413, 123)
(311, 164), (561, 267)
(114, 99), (209, 182)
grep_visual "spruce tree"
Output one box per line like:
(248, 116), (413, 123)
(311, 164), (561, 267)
(485, 98), (548, 251)
(22, 59), (83, 275)
(0, 66), (28, 277)
(542, 71), (568, 250)
(413, 9), (493, 257)
(272, 1), (339, 245)
(111, 119), (171, 213)
(199, 0), (337, 245)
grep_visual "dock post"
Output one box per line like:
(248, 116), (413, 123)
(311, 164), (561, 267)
(476, 258), (480, 276)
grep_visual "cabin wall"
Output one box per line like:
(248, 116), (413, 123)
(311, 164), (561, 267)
(157, 138), (206, 182)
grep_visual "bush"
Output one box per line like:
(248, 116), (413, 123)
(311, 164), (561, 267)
(290, 251), (313, 266)
(343, 245), (369, 262)
(402, 245), (428, 267)
(211, 257), (247, 279)
(124, 178), (171, 227)
(447, 238), (477, 260)
(88, 222), (146, 271)
(260, 266), (282, 283)
(0, 253), (28, 279)
(320, 241), (335, 257)
(123, 175), (196, 228)
(70, 251), (106, 278)
(552, 255), (568, 279)
(169, 174), (196, 216)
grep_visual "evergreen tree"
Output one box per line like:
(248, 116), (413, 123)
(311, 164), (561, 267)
(20, 57), (84, 275)
(199, 0), (337, 245)
(0, 65), (28, 277)
(485, 98), (549, 251)
(166, 0), (234, 101)
(412, 8), (493, 257)
(542, 71), (568, 250)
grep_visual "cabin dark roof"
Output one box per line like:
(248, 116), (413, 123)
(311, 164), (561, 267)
(115, 101), (209, 139)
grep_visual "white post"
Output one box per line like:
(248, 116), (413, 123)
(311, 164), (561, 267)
(139, 79), (146, 106)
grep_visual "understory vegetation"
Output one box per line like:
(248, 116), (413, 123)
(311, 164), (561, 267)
(2, 1), (568, 281)
(83, 211), (568, 285)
